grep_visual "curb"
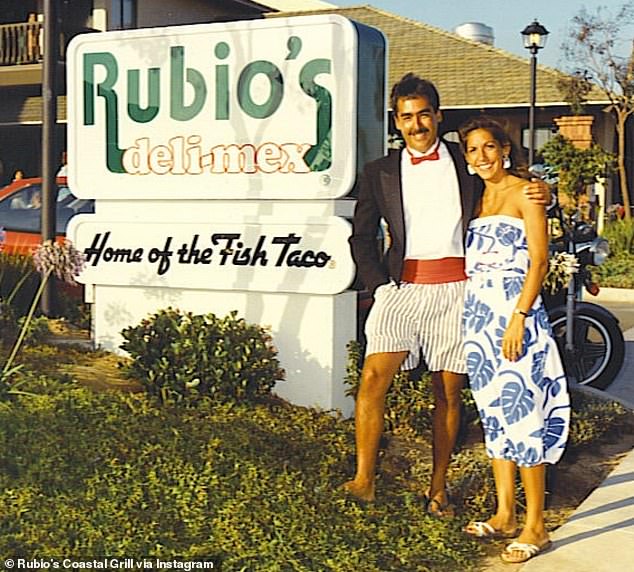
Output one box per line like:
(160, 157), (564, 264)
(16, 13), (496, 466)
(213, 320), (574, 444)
(585, 287), (634, 304)
(572, 380), (634, 412)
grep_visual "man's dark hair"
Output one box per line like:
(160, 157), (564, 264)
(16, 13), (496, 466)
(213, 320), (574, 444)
(390, 73), (440, 113)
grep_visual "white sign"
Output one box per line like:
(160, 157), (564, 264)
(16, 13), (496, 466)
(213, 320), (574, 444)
(68, 216), (355, 295)
(67, 15), (360, 200)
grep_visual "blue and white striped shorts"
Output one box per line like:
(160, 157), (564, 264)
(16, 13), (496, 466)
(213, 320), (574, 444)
(364, 280), (467, 373)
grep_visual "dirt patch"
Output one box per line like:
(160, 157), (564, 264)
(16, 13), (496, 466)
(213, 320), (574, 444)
(46, 321), (142, 393)
(63, 352), (143, 393)
(46, 318), (90, 340)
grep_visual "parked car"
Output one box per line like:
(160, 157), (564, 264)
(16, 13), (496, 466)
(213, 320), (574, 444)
(0, 177), (94, 254)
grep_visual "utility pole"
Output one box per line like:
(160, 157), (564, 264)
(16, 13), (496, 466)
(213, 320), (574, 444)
(41, 0), (59, 314)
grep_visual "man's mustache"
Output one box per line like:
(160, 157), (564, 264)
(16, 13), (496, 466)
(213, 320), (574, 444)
(408, 127), (429, 136)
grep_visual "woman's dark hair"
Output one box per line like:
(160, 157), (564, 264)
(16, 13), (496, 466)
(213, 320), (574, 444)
(458, 115), (529, 177)
(390, 73), (440, 113)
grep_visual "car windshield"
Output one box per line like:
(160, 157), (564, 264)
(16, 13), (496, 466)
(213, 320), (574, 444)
(0, 183), (94, 234)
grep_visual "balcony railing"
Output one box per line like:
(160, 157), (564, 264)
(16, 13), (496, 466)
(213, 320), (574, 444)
(0, 22), (44, 65)
(0, 21), (78, 66)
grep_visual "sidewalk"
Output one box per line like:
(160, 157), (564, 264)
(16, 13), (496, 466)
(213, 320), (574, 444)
(518, 322), (634, 572)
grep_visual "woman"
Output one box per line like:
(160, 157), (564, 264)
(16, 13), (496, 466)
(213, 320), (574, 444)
(458, 116), (570, 564)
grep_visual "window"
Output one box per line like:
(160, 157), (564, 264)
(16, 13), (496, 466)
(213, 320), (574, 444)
(2, 186), (42, 212)
(522, 127), (556, 155)
(110, 0), (136, 30)
(0, 186), (41, 233)
(0, 184), (94, 234)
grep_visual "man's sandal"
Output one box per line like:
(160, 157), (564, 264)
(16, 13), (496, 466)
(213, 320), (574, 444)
(500, 540), (552, 564)
(423, 492), (455, 518)
(463, 521), (517, 539)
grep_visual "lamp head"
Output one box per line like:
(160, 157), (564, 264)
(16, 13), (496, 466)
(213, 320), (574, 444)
(522, 19), (549, 53)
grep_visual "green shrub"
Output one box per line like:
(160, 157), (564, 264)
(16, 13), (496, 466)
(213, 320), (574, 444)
(0, 299), (18, 344)
(56, 287), (91, 329)
(540, 134), (614, 209)
(345, 340), (433, 435)
(119, 308), (285, 405)
(592, 253), (634, 289)
(591, 218), (634, 288)
(602, 218), (634, 256)
(1, 302), (51, 347)
(1, 250), (87, 332)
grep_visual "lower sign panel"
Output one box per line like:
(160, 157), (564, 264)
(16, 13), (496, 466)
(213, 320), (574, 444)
(67, 216), (356, 295)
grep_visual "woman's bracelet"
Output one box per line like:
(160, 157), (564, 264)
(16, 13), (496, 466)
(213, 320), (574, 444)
(513, 308), (528, 317)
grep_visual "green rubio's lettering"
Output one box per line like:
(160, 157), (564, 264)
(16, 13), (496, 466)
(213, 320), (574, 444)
(82, 38), (332, 175)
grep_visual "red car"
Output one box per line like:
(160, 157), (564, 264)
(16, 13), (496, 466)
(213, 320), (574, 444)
(0, 177), (94, 254)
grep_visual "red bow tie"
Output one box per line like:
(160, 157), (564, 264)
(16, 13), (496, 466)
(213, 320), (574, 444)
(407, 140), (441, 164)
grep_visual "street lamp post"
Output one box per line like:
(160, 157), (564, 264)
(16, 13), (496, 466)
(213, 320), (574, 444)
(521, 19), (549, 166)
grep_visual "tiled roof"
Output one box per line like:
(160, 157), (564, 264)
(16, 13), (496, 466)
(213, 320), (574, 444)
(266, 5), (607, 109)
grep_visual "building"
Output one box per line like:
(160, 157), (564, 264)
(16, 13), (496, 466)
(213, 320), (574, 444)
(0, 0), (285, 182)
(0, 1), (630, 206)
(267, 5), (631, 207)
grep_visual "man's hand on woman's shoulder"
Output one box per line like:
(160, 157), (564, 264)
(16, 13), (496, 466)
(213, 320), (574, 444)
(523, 179), (552, 206)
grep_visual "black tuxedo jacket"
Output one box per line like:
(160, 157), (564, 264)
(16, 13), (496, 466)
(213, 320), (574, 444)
(349, 139), (484, 294)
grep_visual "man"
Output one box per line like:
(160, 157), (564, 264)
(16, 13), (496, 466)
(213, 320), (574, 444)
(344, 73), (549, 512)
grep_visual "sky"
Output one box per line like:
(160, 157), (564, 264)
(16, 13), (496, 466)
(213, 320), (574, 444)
(328, 0), (632, 71)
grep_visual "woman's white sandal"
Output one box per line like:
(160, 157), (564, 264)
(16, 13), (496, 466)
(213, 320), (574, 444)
(464, 521), (517, 539)
(500, 540), (552, 564)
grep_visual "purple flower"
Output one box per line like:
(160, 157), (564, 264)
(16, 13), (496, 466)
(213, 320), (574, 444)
(0, 226), (5, 251)
(32, 239), (86, 285)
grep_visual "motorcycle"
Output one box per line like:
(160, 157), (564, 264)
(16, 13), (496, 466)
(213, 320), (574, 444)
(534, 165), (625, 389)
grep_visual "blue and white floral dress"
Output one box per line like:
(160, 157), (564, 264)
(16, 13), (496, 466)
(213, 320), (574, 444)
(463, 215), (570, 467)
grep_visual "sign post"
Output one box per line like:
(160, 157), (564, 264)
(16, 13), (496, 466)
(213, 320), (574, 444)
(66, 15), (386, 416)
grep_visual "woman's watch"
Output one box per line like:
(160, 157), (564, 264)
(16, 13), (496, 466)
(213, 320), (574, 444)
(513, 308), (528, 317)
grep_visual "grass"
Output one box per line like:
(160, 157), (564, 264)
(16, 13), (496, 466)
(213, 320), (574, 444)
(0, 343), (632, 571)
(0, 345), (482, 571)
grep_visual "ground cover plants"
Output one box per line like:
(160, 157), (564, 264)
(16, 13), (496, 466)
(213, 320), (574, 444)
(0, 336), (632, 571)
(595, 217), (634, 289)
(1, 232), (632, 570)
(0, 346), (478, 571)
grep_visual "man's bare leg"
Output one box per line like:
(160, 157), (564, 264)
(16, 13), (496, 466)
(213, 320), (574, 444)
(427, 370), (465, 512)
(343, 350), (408, 501)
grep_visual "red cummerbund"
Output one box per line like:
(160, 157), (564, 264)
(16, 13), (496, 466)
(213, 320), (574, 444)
(401, 257), (467, 284)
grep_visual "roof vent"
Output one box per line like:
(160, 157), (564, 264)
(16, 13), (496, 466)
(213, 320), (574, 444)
(454, 22), (494, 46)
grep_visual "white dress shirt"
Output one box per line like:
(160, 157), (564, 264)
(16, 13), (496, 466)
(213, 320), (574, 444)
(401, 141), (464, 259)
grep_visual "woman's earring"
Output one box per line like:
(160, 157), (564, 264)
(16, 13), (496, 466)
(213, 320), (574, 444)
(467, 164), (476, 175)
(503, 155), (511, 169)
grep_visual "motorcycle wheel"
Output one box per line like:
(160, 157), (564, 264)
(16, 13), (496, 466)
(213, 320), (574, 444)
(549, 306), (625, 389)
